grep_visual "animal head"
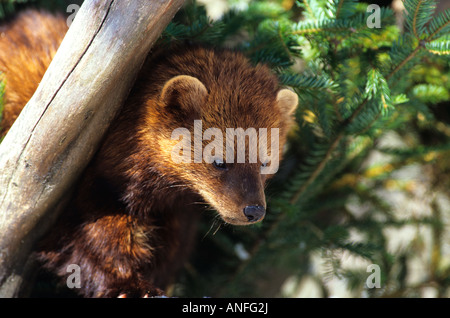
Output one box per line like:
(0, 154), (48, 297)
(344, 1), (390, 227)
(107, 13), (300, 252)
(144, 48), (298, 225)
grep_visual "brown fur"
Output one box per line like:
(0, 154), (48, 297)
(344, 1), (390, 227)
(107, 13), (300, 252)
(0, 10), (68, 136)
(0, 10), (298, 297)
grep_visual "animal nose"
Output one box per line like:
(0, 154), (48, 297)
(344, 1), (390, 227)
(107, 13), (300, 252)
(243, 205), (265, 222)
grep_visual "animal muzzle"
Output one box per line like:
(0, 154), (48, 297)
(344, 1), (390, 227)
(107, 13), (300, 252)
(243, 205), (266, 223)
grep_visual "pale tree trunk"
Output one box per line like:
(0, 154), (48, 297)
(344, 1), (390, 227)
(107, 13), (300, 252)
(0, 0), (185, 297)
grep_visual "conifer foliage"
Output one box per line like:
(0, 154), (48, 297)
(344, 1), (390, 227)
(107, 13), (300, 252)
(1, 0), (449, 297)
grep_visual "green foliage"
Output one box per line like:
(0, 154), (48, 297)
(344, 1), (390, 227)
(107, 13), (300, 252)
(0, 0), (15, 19)
(403, 0), (437, 38)
(166, 0), (450, 298)
(413, 83), (449, 104)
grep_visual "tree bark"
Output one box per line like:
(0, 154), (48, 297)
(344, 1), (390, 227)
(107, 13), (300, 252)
(0, 0), (185, 297)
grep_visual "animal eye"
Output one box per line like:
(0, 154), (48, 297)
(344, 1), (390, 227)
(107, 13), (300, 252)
(213, 159), (228, 171)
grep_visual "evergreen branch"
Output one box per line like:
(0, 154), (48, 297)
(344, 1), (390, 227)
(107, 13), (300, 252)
(288, 40), (422, 206)
(277, 26), (292, 59)
(413, 84), (450, 103)
(284, 43), (429, 213)
(302, 0), (316, 20)
(288, 96), (369, 206)
(426, 9), (450, 41)
(289, 135), (344, 204)
(427, 24), (450, 43)
(404, 0), (436, 39)
(412, 0), (424, 39)
(279, 73), (337, 92)
(227, 24), (434, 291)
(292, 18), (361, 35)
(328, 0), (357, 19)
(425, 47), (450, 55)
(335, 0), (344, 18)
(365, 69), (394, 115)
(293, 8), (392, 36)
(425, 37), (450, 55)
(386, 44), (422, 81)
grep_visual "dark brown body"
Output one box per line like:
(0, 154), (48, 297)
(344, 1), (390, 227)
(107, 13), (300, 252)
(0, 10), (298, 297)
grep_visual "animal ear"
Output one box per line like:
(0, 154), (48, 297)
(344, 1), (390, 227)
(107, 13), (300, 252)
(276, 89), (298, 116)
(160, 75), (208, 113)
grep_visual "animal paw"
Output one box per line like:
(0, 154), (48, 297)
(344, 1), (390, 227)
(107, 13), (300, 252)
(117, 287), (165, 298)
